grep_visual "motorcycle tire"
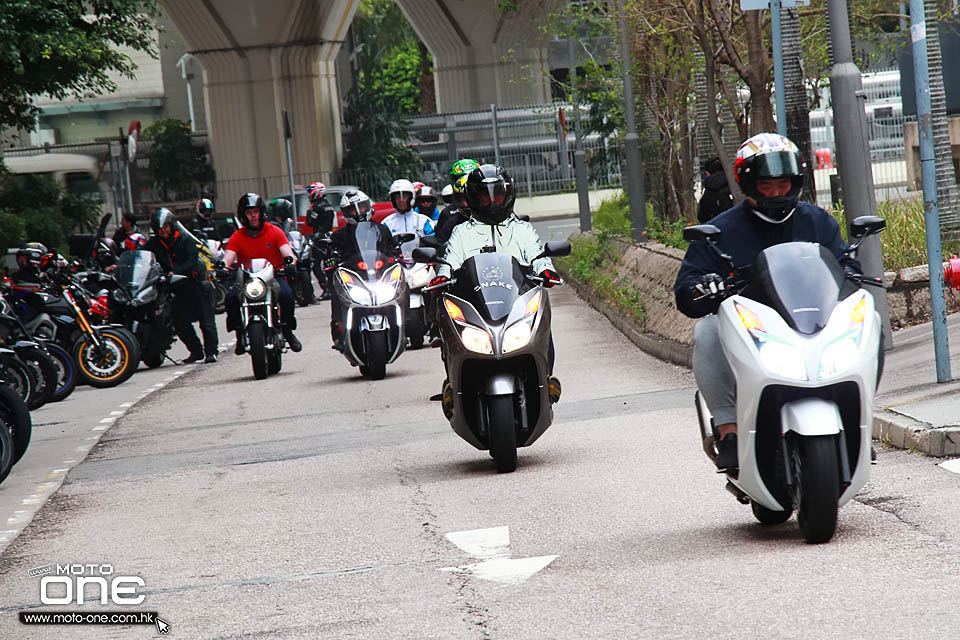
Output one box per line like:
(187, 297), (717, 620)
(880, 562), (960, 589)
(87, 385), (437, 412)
(247, 323), (268, 380)
(486, 394), (517, 473)
(267, 343), (282, 375)
(105, 326), (141, 368)
(0, 415), (13, 485)
(20, 347), (57, 411)
(359, 331), (387, 380)
(214, 282), (227, 315)
(751, 500), (793, 525)
(407, 312), (424, 350)
(43, 342), (77, 403)
(0, 354), (33, 405)
(142, 351), (165, 369)
(73, 331), (137, 388)
(299, 270), (315, 306)
(0, 382), (32, 469)
(791, 435), (840, 544)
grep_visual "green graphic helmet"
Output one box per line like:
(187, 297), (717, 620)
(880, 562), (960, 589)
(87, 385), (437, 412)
(267, 198), (295, 222)
(449, 158), (479, 184)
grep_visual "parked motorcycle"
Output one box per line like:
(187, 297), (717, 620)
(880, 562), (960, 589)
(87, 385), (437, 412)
(685, 215), (886, 544)
(0, 287), (76, 403)
(109, 250), (183, 369)
(413, 241), (571, 472)
(0, 351), (33, 475)
(234, 257), (293, 380)
(330, 225), (413, 380)
(13, 270), (140, 388)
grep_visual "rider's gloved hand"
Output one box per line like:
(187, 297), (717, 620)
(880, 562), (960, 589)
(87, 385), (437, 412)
(538, 269), (561, 288)
(692, 273), (727, 300)
(430, 275), (449, 288)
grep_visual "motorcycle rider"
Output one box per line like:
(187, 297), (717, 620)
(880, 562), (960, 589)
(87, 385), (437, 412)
(192, 198), (218, 240)
(328, 190), (398, 349)
(111, 212), (139, 248)
(305, 181), (335, 235)
(414, 185), (440, 223)
(435, 175), (471, 244)
(440, 184), (454, 208)
(10, 243), (48, 288)
(267, 198), (296, 230)
(432, 164), (563, 404)
(383, 179), (434, 239)
(223, 193), (303, 354)
(674, 133), (862, 472)
(437, 159), (478, 231)
(145, 208), (220, 364)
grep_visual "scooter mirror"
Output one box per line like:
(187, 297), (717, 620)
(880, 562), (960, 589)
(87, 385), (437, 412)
(538, 241), (571, 259)
(517, 214), (531, 222)
(682, 224), (722, 244)
(849, 215), (886, 239)
(169, 274), (187, 284)
(394, 232), (417, 245)
(419, 235), (440, 249)
(412, 247), (438, 264)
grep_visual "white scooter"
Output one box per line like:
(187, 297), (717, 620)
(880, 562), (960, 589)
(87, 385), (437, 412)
(687, 215), (886, 544)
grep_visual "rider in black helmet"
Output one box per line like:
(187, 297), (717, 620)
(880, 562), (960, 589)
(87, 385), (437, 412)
(144, 208), (220, 364)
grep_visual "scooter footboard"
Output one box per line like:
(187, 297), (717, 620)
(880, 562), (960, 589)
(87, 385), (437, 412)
(780, 397), (843, 436)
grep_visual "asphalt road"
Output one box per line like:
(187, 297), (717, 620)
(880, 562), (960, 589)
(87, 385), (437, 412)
(0, 224), (959, 638)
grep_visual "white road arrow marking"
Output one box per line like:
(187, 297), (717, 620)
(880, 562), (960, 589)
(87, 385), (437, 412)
(939, 458), (960, 475)
(440, 526), (558, 584)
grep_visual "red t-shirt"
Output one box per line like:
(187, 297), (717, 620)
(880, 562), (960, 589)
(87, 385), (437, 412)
(227, 224), (289, 268)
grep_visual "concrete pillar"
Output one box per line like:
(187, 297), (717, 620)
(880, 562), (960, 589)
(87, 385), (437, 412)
(395, 0), (560, 112)
(160, 0), (359, 201)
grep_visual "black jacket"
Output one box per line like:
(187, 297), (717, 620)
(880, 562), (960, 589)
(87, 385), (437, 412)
(306, 202), (335, 235)
(674, 201), (861, 318)
(145, 231), (203, 280)
(330, 221), (397, 260)
(435, 209), (468, 244)
(696, 172), (734, 223)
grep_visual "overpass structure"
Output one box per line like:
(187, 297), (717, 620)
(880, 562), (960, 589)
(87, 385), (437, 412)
(160, 0), (562, 200)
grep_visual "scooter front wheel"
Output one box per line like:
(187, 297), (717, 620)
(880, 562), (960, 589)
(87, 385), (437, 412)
(751, 500), (792, 525)
(360, 331), (387, 380)
(791, 435), (840, 544)
(486, 395), (517, 473)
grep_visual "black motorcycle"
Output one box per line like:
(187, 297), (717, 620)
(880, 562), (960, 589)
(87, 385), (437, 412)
(108, 250), (183, 369)
(0, 350), (33, 480)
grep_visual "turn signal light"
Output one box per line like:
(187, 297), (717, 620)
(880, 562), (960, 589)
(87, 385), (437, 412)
(444, 299), (465, 322)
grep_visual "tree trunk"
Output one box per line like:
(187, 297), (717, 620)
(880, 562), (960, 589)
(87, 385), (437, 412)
(744, 11), (775, 133)
(417, 41), (436, 115)
(782, 7), (816, 204)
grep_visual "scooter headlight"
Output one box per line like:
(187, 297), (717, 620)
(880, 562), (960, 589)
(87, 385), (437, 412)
(460, 326), (494, 354)
(244, 278), (266, 300)
(135, 286), (158, 304)
(339, 269), (373, 305)
(757, 340), (808, 381)
(818, 296), (868, 380)
(374, 264), (403, 304)
(407, 266), (431, 289)
(111, 288), (130, 304)
(502, 321), (532, 353)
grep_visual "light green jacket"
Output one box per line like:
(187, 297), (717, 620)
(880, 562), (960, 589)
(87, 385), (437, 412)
(437, 214), (554, 278)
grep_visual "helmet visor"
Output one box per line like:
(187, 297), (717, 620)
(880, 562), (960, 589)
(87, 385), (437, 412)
(754, 151), (803, 178)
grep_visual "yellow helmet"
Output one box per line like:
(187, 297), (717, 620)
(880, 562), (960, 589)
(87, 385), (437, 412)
(453, 174), (469, 195)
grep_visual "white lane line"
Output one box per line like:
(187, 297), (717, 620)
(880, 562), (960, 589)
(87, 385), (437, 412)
(99, 417), (116, 424)
(62, 460), (76, 464)
(118, 403), (133, 408)
(110, 411), (124, 416)
(7, 511), (30, 525)
(75, 446), (89, 452)
(0, 530), (19, 542)
(51, 469), (68, 474)
(92, 426), (107, 431)
(21, 496), (43, 506)
(940, 458), (960, 475)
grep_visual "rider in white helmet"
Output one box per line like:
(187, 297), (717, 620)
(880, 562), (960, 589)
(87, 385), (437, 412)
(383, 179), (434, 239)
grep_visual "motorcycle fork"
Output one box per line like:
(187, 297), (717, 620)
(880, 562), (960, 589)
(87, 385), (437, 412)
(63, 289), (101, 347)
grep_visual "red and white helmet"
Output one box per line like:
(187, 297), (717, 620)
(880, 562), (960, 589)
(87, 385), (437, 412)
(307, 181), (326, 204)
(733, 132), (806, 224)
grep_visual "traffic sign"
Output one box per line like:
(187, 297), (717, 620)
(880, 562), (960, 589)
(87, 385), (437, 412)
(740, 0), (809, 9)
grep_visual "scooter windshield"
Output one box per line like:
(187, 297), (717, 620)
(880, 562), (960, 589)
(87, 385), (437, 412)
(748, 242), (853, 335)
(115, 250), (162, 293)
(455, 252), (530, 323)
(343, 221), (393, 283)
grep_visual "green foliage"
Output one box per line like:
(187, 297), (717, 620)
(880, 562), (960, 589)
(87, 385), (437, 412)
(587, 191), (689, 250)
(0, 0), (159, 131)
(559, 232), (645, 325)
(142, 118), (213, 201)
(341, 0), (426, 181)
(0, 170), (98, 255)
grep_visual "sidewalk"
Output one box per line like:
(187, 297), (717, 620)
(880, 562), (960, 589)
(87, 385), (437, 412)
(873, 313), (960, 456)
(519, 187), (622, 221)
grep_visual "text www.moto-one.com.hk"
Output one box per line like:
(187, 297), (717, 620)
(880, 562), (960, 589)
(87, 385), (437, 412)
(19, 611), (159, 626)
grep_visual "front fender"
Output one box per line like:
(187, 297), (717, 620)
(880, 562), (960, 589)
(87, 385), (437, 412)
(485, 373), (516, 396)
(780, 398), (843, 436)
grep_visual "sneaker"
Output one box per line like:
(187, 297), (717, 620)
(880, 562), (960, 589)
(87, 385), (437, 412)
(547, 375), (562, 404)
(283, 330), (303, 353)
(715, 433), (738, 471)
(183, 351), (205, 364)
(204, 353), (218, 364)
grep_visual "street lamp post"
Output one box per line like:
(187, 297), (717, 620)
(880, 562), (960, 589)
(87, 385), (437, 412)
(618, 0), (646, 241)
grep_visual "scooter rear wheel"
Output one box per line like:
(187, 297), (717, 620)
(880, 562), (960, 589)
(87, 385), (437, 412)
(486, 395), (517, 473)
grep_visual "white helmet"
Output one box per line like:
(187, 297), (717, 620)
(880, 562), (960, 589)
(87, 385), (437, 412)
(440, 183), (454, 204)
(339, 190), (372, 221)
(389, 179), (415, 211)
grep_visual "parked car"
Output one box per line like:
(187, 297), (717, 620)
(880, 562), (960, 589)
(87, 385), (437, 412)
(271, 185), (396, 234)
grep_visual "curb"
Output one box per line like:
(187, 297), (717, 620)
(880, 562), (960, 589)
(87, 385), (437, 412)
(563, 271), (960, 458)
(562, 274), (692, 369)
